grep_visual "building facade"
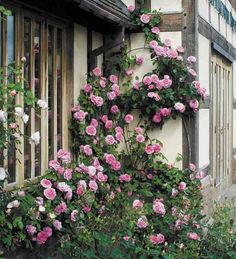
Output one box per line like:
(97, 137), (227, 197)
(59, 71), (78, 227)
(1, 0), (235, 203)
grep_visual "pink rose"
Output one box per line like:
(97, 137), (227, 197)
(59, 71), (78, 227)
(151, 27), (160, 34)
(143, 76), (152, 85)
(133, 199), (143, 209)
(101, 115), (108, 123)
(110, 74), (118, 83)
(110, 105), (120, 114)
(128, 5), (135, 12)
(73, 110), (87, 121)
(83, 145), (93, 156)
(40, 179), (52, 189)
(82, 204), (91, 213)
(137, 216), (148, 228)
(89, 180), (98, 192)
(136, 134), (145, 143)
(153, 200), (166, 216)
(53, 220), (62, 231)
(149, 40), (158, 49)
(140, 14), (151, 24)
(151, 74), (159, 83)
(85, 125), (97, 136)
(178, 181), (186, 191)
(133, 80), (140, 90)
(188, 68), (197, 77)
(55, 201), (67, 214)
(187, 55), (196, 63)
(105, 120), (113, 129)
(145, 145), (154, 155)
(49, 160), (61, 171)
(104, 153), (116, 165)
(126, 68), (134, 77)
(36, 231), (48, 245)
(99, 79), (106, 88)
(26, 225), (37, 235)
(187, 232), (200, 240)
(164, 38), (171, 47)
(105, 135), (116, 145)
(70, 210), (78, 222)
(107, 91), (116, 100)
(97, 172), (108, 182)
(44, 188), (56, 200)
(135, 127), (143, 134)
(43, 227), (52, 237)
(189, 163), (196, 171)
(84, 83), (92, 93)
(189, 99), (199, 111)
(136, 56), (144, 65)
(71, 105), (80, 112)
(64, 168), (73, 181)
(10, 123), (17, 129)
(90, 118), (98, 128)
(115, 132), (123, 142)
(167, 49), (178, 59)
(92, 67), (101, 76)
(160, 108), (171, 117)
(163, 75), (172, 88)
(115, 126), (123, 134)
(111, 161), (121, 171)
(153, 112), (162, 123)
(172, 188), (179, 197)
(153, 143), (161, 153)
(124, 114), (133, 123)
(90, 95), (104, 107)
(176, 46), (185, 53)
(196, 171), (205, 179)
(174, 102), (186, 113)
(150, 234), (165, 244)
(123, 236), (130, 241)
(119, 173), (131, 183)
(57, 149), (71, 164)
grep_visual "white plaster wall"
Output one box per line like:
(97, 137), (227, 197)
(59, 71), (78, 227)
(121, 0), (135, 7)
(233, 109), (236, 147)
(151, 0), (182, 12)
(199, 109), (210, 168)
(198, 0), (209, 22)
(74, 24), (87, 102)
(129, 32), (182, 166)
(210, 5), (219, 31)
(198, 34), (210, 95)
(159, 31), (182, 49)
(92, 31), (103, 69)
(233, 62), (236, 99)
(220, 16), (227, 38)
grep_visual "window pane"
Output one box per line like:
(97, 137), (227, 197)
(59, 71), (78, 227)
(34, 22), (41, 176)
(24, 18), (31, 179)
(48, 26), (54, 161)
(57, 29), (62, 150)
(7, 14), (15, 183)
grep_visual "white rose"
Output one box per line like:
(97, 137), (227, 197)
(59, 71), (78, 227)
(15, 107), (24, 117)
(88, 166), (96, 177)
(37, 99), (48, 109)
(38, 205), (46, 212)
(29, 131), (40, 145)
(0, 167), (6, 181)
(0, 110), (6, 122)
(13, 133), (21, 139)
(174, 102), (186, 113)
(49, 212), (56, 219)
(7, 200), (20, 209)
(22, 113), (29, 124)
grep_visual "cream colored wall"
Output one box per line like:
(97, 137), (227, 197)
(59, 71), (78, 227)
(233, 110), (236, 147)
(74, 24), (87, 102)
(198, 34), (210, 95)
(198, 0), (209, 22)
(129, 32), (182, 166)
(199, 109), (210, 168)
(151, 0), (182, 12)
(121, 0), (135, 6)
(92, 31), (103, 69)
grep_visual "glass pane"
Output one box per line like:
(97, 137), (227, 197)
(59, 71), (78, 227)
(7, 15), (15, 183)
(57, 29), (62, 150)
(34, 22), (41, 176)
(48, 26), (54, 161)
(24, 18), (31, 179)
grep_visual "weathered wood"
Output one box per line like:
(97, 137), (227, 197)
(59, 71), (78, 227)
(135, 0), (151, 10)
(160, 13), (183, 32)
(182, 0), (199, 167)
(198, 15), (236, 60)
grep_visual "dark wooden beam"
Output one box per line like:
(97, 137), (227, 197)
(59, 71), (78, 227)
(182, 0), (199, 167)
(135, 0), (151, 10)
(198, 15), (236, 61)
(160, 13), (183, 32)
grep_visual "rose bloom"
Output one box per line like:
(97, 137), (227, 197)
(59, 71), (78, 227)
(136, 56), (144, 65)
(37, 99), (48, 109)
(151, 74), (159, 83)
(40, 179), (52, 189)
(140, 14), (151, 24)
(126, 68), (134, 77)
(10, 90), (16, 96)
(111, 161), (121, 171)
(29, 131), (40, 145)
(145, 145), (154, 155)
(83, 145), (93, 156)
(133, 80), (140, 90)
(89, 180), (98, 192)
(73, 110), (87, 121)
(53, 220), (62, 231)
(107, 91), (116, 100)
(90, 95), (104, 107)
(174, 102), (186, 113)
(151, 26), (160, 34)
(149, 40), (158, 49)
(110, 74), (118, 84)
(160, 108), (171, 117)
(150, 234), (165, 244)
(136, 134), (145, 143)
(110, 105), (120, 114)
(105, 135), (116, 145)
(115, 132), (123, 142)
(101, 115), (108, 123)
(143, 76), (152, 85)
(85, 125), (97, 136)
(187, 55), (197, 63)
(135, 127), (143, 134)
(196, 171), (205, 179)
(57, 149), (71, 164)
(104, 153), (116, 165)
(133, 199), (143, 209)
(37, 231), (48, 245)
(55, 201), (67, 214)
(189, 163), (196, 171)
(92, 67), (101, 76)
(163, 38), (171, 47)
(100, 79), (106, 88)
(178, 181), (187, 191)
(188, 68), (197, 77)
(128, 5), (135, 12)
(176, 46), (185, 53)
(153, 112), (161, 123)
(124, 114), (133, 123)
(137, 216), (148, 228)
(187, 232), (200, 240)
(43, 188), (56, 200)
(84, 83), (92, 93)
(26, 225), (37, 235)
(153, 200), (166, 216)
(64, 168), (73, 181)
(115, 126), (123, 134)
(189, 99), (199, 111)
(153, 143), (161, 153)
(105, 120), (113, 129)
(123, 236), (130, 241)
(119, 173), (131, 183)
(70, 210), (78, 222)
(97, 172), (108, 182)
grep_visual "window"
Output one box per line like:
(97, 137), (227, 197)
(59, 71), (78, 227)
(1, 6), (67, 187)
